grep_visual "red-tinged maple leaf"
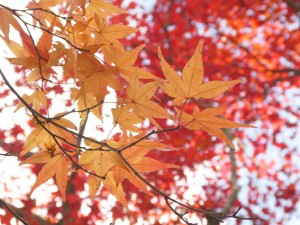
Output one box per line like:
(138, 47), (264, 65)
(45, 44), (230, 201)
(28, 154), (70, 201)
(1, 37), (36, 68)
(0, 7), (22, 37)
(179, 106), (254, 149)
(2, 27), (59, 82)
(158, 41), (241, 105)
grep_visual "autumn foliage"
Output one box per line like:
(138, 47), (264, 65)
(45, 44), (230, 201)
(0, 0), (299, 225)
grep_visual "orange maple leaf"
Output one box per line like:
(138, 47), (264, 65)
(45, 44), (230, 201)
(93, 13), (137, 46)
(125, 75), (170, 129)
(14, 90), (47, 112)
(158, 41), (241, 105)
(112, 104), (143, 132)
(86, 0), (126, 18)
(110, 133), (179, 196)
(103, 44), (156, 80)
(0, 7), (22, 37)
(79, 139), (129, 206)
(20, 115), (77, 156)
(179, 106), (254, 148)
(29, 154), (70, 201)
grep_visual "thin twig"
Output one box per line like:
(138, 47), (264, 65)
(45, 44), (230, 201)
(0, 199), (29, 225)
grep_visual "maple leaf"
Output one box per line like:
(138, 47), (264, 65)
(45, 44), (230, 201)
(29, 154), (70, 201)
(25, 1), (64, 28)
(158, 41), (241, 105)
(79, 69), (122, 103)
(103, 44), (156, 80)
(102, 172), (127, 207)
(70, 88), (103, 120)
(93, 13), (137, 46)
(78, 140), (128, 177)
(74, 52), (104, 83)
(62, 18), (95, 49)
(64, 0), (86, 17)
(87, 172), (128, 207)
(81, 134), (177, 205)
(32, 0), (66, 9)
(2, 25), (58, 82)
(112, 104), (143, 132)
(20, 151), (54, 165)
(0, 7), (22, 37)
(108, 133), (179, 196)
(86, 0), (126, 18)
(126, 75), (170, 129)
(14, 90), (47, 112)
(1, 37), (36, 68)
(20, 114), (77, 156)
(43, 42), (66, 71)
(79, 139), (130, 205)
(110, 145), (179, 196)
(179, 106), (254, 148)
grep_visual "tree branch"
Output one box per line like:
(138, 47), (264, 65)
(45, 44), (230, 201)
(0, 199), (29, 225)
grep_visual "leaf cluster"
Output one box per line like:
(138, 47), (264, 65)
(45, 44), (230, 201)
(0, 0), (252, 223)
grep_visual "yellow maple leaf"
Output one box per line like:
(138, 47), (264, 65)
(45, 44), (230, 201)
(158, 41), (241, 105)
(3, 26), (58, 82)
